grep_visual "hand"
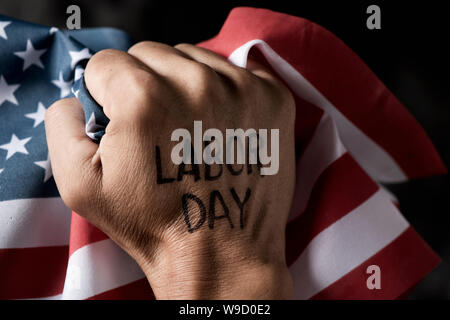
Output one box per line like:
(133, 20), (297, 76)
(45, 41), (296, 299)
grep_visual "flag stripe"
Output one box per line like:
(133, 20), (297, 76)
(310, 227), (441, 300)
(288, 114), (345, 221)
(0, 197), (71, 249)
(286, 152), (380, 266)
(0, 245), (68, 299)
(289, 189), (409, 299)
(68, 212), (108, 256)
(61, 239), (145, 300)
(292, 95), (324, 156)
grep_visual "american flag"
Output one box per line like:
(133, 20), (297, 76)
(0, 7), (446, 299)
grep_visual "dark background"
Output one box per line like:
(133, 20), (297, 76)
(1, 0), (449, 299)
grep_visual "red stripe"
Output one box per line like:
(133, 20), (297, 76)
(310, 227), (441, 300)
(292, 95), (324, 158)
(86, 278), (154, 300)
(199, 7), (446, 179)
(286, 153), (379, 266)
(0, 246), (68, 299)
(69, 212), (108, 256)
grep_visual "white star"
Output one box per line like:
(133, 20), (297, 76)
(25, 102), (47, 127)
(69, 48), (91, 69)
(49, 27), (58, 34)
(0, 134), (32, 160)
(52, 72), (73, 98)
(14, 39), (47, 70)
(85, 113), (102, 139)
(0, 75), (20, 106)
(35, 154), (53, 182)
(0, 21), (11, 40)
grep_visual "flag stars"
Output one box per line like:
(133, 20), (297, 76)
(52, 71), (73, 98)
(0, 21), (11, 40)
(35, 154), (53, 182)
(14, 39), (47, 71)
(69, 48), (91, 69)
(0, 75), (20, 106)
(25, 102), (47, 127)
(0, 134), (32, 160)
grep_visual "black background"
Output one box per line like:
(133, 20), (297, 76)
(1, 0), (449, 299)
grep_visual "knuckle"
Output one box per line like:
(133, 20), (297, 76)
(128, 41), (150, 54)
(86, 49), (122, 70)
(128, 41), (170, 55)
(234, 68), (260, 91)
(124, 68), (158, 106)
(44, 101), (61, 122)
(189, 62), (216, 84)
(45, 98), (72, 123)
(121, 68), (170, 123)
(174, 43), (192, 51)
(232, 70), (265, 107)
(185, 63), (221, 105)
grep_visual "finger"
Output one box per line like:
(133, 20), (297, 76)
(128, 41), (224, 97)
(84, 49), (169, 123)
(176, 43), (282, 85)
(174, 43), (282, 94)
(45, 98), (101, 212)
(128, 41), (196, 74)
(173, 43), (239, 77)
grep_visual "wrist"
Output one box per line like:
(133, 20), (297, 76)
(136, 234), (293, 299)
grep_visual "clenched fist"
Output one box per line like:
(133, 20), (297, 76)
(45, 41), (296, 299)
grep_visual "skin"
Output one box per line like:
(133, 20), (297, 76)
(45, 41), (296, 299)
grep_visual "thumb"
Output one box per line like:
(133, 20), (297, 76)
(45, 97), (102, 214)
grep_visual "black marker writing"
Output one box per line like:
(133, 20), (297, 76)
(209, 190), (234, 229)
(181, 188), (252, 233)
(230, 188), (251, 229)
(182, 193), (206, 233)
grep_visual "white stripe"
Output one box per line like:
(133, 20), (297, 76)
(0, 197), (71, 248)
(288, 188), (409, 299)
(288, 114), (346, 221)
(61, 239), (146, 300)
(228, 40), (407, 183)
